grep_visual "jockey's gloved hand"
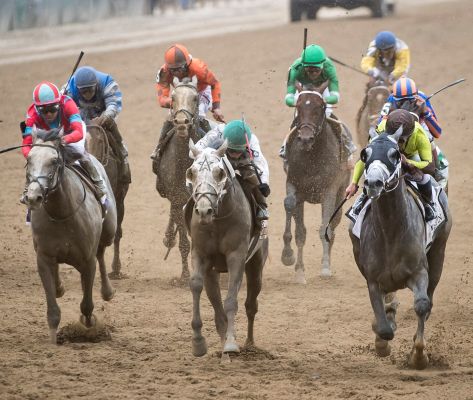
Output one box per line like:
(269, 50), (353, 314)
(93, 114), (113, 128)
(285, 93), (296, 107)
(259, 183), (271, 197)
(368, 67), (380, 78)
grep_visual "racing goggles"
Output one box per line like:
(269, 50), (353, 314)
(37, 104), (60, 115)
(169, 65), (187, 74)
(304, 66), (322, 73)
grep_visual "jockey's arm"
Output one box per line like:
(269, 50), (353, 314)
(360, 41), (377, 74)
(102, 77), (122, 120)
(155, 67), (172, 108)
(285, 65), (299, 107)
(405, 125), (432, 170)
(351, 160), (365, 185)
(391, 47), (410, 80)
(421, 96), (442, 138)
(249, 134), (269, 185)
(62, 98), (85, 144)
(190, 124), (225, 158)
(324, 59), (340, 105)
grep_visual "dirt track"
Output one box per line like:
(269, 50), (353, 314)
(1, 1), (472, 399)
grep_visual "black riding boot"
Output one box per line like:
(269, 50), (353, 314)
(352, 192), (367, 215)
(108, 120), (132, 184)
(418, 178), (436, 222)
(79, 155), (107, 202)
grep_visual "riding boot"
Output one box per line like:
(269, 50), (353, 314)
(79, 155), (107, 203)
(352, 192), (368, 215)
(119, 142), (132, 184)
(253, 187), (269, 221)
(418, 178), (436, 222)
(151, 120), (173, 169)
(107, 120), (132, 184)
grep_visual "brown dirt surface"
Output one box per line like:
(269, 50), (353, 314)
(1, 1), (472, 399)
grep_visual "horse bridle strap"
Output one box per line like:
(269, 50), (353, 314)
(26, 144), (63, 199)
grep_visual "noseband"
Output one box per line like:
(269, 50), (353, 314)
(171, 84), (199, 127)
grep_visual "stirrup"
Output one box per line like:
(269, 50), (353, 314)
(257, 207), (269, 221)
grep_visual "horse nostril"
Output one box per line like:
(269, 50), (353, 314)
(375, 180), (383, 187)
(174, 118), (179, 124)
(206, 208), (212, 215)
(184, 118), (189, 124)
(194, 208), (199, 215)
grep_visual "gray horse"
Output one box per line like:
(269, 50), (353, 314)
(349, 131), (452, 369)
(282, 85), (351, 283)
(356, 79), (390, 148)
(154, 76), (201, 281)
(186, 141), (268, 357)
(23, 131), (117, 344)
(87, 124), (129, 279)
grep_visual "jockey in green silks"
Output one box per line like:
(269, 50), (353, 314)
(281, 44), (356, 160)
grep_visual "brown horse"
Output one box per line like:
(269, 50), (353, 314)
(154, 76), (201, 281)
(86, 124), (129, 278)
(356, 79), (390, 148)
(23, 130), (116, 343)
(186, 141), (268, 358)
(282, 84), (351, 283)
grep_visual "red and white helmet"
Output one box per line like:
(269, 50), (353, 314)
(32, 81), (61, 107)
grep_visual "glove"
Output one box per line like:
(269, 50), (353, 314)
(92, 114), (113, 128)
(368, 67), (380, 78)
(259, 183), (271, 197)
(212, 108), (225, 123)
(285, 93), (296, 107)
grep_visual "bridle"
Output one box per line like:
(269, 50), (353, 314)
(171, 83), (199, 130)
(190, 154), (235, 219)
(296, 91), (327, 139)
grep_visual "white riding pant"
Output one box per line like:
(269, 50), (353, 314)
(65, 122), (86, 156)
(198, 86), (212, 117)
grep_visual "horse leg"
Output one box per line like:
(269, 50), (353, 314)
(175, 207), (190, 280)
(223, 249), (246, 354)
(97, 244), (115, 301)
(204, 268), (227, 343)
(407, 268), (431, 370)
(190, 253), (209, 357)
(37, 253), (61, 344)
(79, 259), (97, 328)
(244, 250), (264, 347)
(110, 191), (125, 279)
(53, 263), (65, 298)
(426, 233), (449, 320)
(293, 201), (307, 285)
(367, 281), (394, 344)
(281, 182), (296, 266)
(373, 291), (399, 357)
(319, 192), (339, 277)
(163, 206), (177, 249)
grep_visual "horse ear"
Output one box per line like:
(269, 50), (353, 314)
(189, 139), (201, 158)
(389, 125), (403, 142)
(360, 147), (372, 163)
(315, 80), (329, 94)
(173, 76), (180, 87)
(215, 139), (228, 158)
(191, 75), (197, 87)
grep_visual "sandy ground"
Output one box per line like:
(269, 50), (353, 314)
(0, 0), (472, 399)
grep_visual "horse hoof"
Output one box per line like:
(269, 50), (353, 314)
(377, 326), (394, 341)
(409, 352), (429, 370)
(101, 287), (115, 302)
(80, 314), (97, 328)
(375, 337), (391, 357)
(281, 251), (295, 266)
(192, 336), (207, 357)
(320, 268), (332, 278)
(294, 270), (306, 285)
(108, 270), (125, 280)
(223, 341), (240, 354)
(49, 328), (58, 345)
(56, 284), (65, 298)
(163, 236), (176, 249)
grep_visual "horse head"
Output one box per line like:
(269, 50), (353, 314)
(171, 76), (199, 138)
(24, 128), (64, 209)
(186, 139), (229, 225)
(295, 81), (328, 150)
(361, 128), (402, 200)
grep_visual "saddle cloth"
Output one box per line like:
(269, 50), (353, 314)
(346, 184), (447, 251)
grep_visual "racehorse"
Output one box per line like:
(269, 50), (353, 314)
(356, 79), (390, 148)
(282, 83), (351, 283)
(155, 76), (201, 281)
(23, 130), (117, 344)
(87, 123), (129, 278)
(349, 131), (451, 369)
(186, 140), (268, 357)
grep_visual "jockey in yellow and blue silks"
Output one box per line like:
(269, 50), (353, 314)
(346, 109), (437, 221)
(361, 31), (410, 85)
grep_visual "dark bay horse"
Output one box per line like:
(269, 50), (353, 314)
(349, 131), (451, 369)
(87, 124), (129, 278)
(282, 84), (351, 283)
(155, 76), (201, 281)
(186, 141), (268, 358)
(23, 131), (117, 343)
(356, 79), (390, 148)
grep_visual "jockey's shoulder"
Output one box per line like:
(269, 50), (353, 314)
(188, 58), (211, 74)
(394, 38), (409, 51)
(290, 57), (304, 70)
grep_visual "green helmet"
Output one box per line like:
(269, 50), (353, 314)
(301, 45), (326, 68)
(223, 120), (252, 152)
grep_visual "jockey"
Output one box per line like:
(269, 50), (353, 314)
(66, 66), (131, 183)
(193, 120), (270, 221)
(155, 43), (224, 137)
(282, 44), (356, 159)
(360, 31), (410, 86)
(21, 81), (107, 202)
(346, 109), (436, 221)
(379, 77), (442, 140)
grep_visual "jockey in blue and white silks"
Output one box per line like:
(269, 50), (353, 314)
(66, 66), (131, 183)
